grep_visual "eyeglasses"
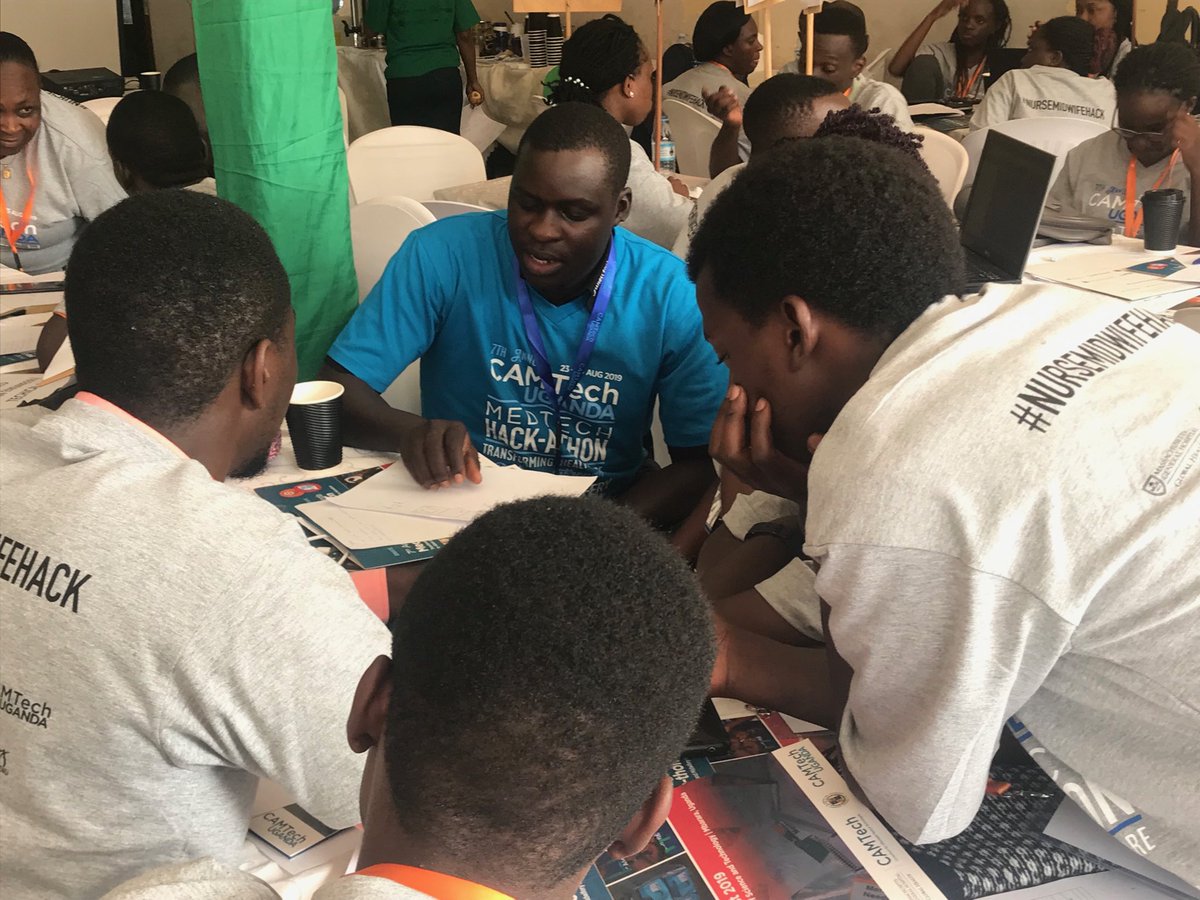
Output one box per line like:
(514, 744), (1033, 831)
(1112, 125), (1169, 143)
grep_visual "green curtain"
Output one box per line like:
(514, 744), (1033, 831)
(193, 0), (357, 379)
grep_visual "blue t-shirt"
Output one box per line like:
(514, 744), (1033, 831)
(329, 211), (727, 487)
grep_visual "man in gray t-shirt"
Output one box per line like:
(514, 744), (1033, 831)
(690, 137), (1200, 887)
(0, 191), (391, 897)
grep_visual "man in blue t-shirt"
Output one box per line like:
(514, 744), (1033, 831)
(323, 103), (727, 525)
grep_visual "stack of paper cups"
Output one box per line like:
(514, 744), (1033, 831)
(526, 29), (547, 67)
(545, 14), (563, 66)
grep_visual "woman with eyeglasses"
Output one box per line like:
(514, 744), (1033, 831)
(1045, 43), (1200, 245)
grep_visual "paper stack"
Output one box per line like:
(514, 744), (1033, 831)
(260, 459), (596, 568)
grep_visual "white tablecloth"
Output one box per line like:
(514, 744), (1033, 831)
(477, 58), (552, 153)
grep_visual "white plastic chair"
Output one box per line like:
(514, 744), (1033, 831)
(348, 196), (436, 413)
(914, 125), (969, 207)
(961, 117), (1109, 186)
(346, 126), (486, 204)
(421, 200), (490, 219)
(81, 96), (122, 125)
(664, 98), (722, 178)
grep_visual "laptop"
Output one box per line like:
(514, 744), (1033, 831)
(984, 48), (1027, 89)
(961, 130), (1057, 291)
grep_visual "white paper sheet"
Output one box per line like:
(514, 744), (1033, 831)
(993, 870), (1190, 899)
(1043, 802), (1200, 899)
(299, 498), (463, 551)
(0, 371), (59, 409)
(909, 102), (967, 117)
(327, 456), (596, 522)
(0, 312), (51, 354)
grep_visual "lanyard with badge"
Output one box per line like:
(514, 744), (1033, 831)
(1124, 149), (1181, 238)
(356, 864), (514, 900)
(0, 152), (38, 271)
(512, 242), (615, 475)
(954, 58), (986, 99)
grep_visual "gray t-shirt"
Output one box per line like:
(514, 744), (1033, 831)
(0, 395), (391, 897)
(624, 139), (692, 249)
(0, 91), (126, 274)
(99, 859), (276, 899)
(804, 284), (1200, 887)
(314, 875), (434, 899)
(1045, 130), (1191, 238)
(917, 41), (987, 101)
(663, 62), (751, 160)
(969, 65), (1116, 132)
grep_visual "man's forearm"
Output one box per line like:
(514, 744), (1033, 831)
(709, 123), (742, 178)
(618, 458), (716, 529)
(319, 361), (422, 451)
(456, 31), (478, 85)
(713, 617), (840, 728)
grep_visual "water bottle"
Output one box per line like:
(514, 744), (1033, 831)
(659, 114), (677, 174)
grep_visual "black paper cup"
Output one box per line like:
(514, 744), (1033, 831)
(139, 71), (162, 91)
(286, 381), (344, 470)
(1142, 188), (1185, 251)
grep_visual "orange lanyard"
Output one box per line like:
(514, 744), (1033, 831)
(1124, 149), (1180, 238)
(355, 865), (514, 900)
(0, 154), (36, 271)
(955, 58), (986, 99)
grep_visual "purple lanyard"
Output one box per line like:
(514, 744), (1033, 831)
(513, 243), (616, 414)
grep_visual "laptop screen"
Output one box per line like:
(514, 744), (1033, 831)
(961, 130), (1057, 277)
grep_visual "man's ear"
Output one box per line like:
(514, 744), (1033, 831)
(614, 186), (632, 226)
(240, 337), (276, 411)
(347, 655), (392, 754)
(779, 295), (818, 371)
(1049, 49), (1064, 68)
(851, 54), (867, 79)
(112, 159), (134, 194)
(607, 776), (674, 859)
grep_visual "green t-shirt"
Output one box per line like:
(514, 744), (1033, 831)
(367, 0), (481, 79)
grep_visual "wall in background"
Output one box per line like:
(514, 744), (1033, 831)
(147, 0), (197, 74)
(0, 0), (120, 72)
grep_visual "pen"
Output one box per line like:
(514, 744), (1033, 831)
(986, 779), (1055, 800)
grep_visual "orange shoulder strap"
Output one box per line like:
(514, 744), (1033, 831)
(355, 864), (514, 900)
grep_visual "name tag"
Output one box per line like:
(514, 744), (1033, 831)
(248, 804), (338, 859)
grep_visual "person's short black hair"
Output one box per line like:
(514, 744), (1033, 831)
(107, 91), (209, 188)
(813, 107), (929, 174)
(550, 15), (644, 107)
(65, 191), (291, 427)
(1037, 16), (1096, 76)
(387, 496), (715, 887)
(813, 1), (869, 58)
(693, 1), (751, 63)
(689, 136), (963, 337)
(518, 101), (631, 193)
(0, 31), (38, 71)
(1114, 41), (1200, 102)
(163, 52), (200, 96)
(742, 74), (841, 148)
